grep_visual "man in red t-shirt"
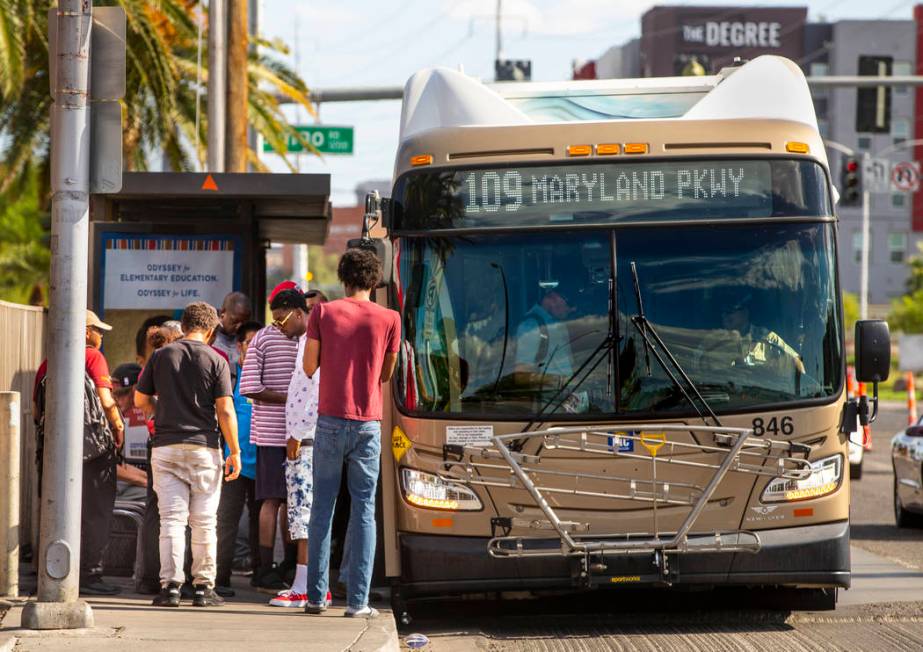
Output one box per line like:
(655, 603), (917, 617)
(32, 310), (125, 596)
(303, 247), (400, 618)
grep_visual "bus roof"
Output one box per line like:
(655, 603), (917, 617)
(399, 55), (819, 143)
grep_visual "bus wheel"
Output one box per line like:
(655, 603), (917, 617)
(849, 462), (862, 480)
(391, 580), (411, 627)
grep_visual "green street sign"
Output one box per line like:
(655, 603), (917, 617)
(264, 125), (354, 155)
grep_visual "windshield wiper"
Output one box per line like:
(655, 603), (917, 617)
(629, 261), (722, 428)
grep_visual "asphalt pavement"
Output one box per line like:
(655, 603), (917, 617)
(398, 404), (923, 651)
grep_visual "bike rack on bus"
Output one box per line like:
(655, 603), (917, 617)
(442, 424), (813, 584)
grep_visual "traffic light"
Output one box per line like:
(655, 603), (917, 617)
(841, 157), (861, 206)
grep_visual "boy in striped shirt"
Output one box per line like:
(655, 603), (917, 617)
(240, 288), (306, 590)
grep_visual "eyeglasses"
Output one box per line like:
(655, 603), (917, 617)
(272, 311), (295, 330)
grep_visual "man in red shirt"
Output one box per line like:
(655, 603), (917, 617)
(303, 248), (400, 618)
(32, 310), (125, 595)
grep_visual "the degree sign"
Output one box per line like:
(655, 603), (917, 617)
(891, 161), (920, 193)
(264, 125), (354, 155)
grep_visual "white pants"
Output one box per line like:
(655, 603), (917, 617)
(151, 444), (222, 587)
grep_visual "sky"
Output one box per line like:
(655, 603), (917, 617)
(258, 0), (918, 206)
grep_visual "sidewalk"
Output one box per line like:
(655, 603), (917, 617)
(0, 576), (398, 652)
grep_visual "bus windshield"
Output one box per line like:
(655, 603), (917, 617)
(395, 222), (842, 419)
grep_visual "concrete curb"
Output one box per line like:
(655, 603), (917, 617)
(350, 611), (401, 652)
(0, 633), (16, 652)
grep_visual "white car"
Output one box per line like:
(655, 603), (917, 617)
(892, 421), (923, 528)
(848, 423), (867, 480)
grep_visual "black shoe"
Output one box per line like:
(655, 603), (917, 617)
(214, 584), (235, 598)
(192, 585), (225, 607)
(152, 582), (181, 607)
(278, 559), (296, 585)
(135, 579), (161, 595)
(180, 582), (195, 599)
(80, 578), (120, 596)
(253, 566), (287, 594)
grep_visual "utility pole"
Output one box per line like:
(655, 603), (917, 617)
(495, 0), (503, 62)
(226, 0), (248, 172)
(860, 151), (871, 320)
(246, 0), (260, 165)
(22, 0), (94, 629)
(207, 0), (226, 172)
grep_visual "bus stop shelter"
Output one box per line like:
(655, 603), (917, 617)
(89, 171), (331, 368)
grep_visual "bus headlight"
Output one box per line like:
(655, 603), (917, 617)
(761, 454), (843, 503)
(401, 468), (483, 511)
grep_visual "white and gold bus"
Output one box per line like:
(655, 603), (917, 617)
(364, 56), (891, 618)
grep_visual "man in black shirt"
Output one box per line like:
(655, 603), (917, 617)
(136, 301), (241, 607)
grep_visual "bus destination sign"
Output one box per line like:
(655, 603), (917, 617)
(459, 161), (771, 217)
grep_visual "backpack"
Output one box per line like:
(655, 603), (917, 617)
(35, 371), (115, 468)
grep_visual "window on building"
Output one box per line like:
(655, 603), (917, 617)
(889, 232), (907, 263)
(813, 97), (828, 119)
(894, 61), (912, 94)
(857, 136), (872, 150)
(810, 62), (829, 77)
(893, 118), (910, 138)
(893, 193), (907, 208)
(853, 231), (871, 265)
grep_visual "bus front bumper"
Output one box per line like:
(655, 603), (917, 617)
(396, 520), (850, 596)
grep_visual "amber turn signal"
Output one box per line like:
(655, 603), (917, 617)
(410, 154), (434, 166)
(596, 143), (621, 155)
(623, 143), (649, 154)
(566, 144), (592, 157)
(785, 141), (810, 154)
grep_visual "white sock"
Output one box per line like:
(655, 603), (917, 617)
(293, 564), (307, 595)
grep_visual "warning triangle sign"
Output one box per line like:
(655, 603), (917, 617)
(201, 174), (219, 191)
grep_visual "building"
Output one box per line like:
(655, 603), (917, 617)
(573, 4), (923, 307)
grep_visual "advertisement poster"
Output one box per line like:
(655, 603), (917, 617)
(102, 235), (238, 310)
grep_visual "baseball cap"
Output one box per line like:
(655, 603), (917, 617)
(87, 310), (113, 331)
(111, 363), (141, 388)
(268, 280), (298, 303)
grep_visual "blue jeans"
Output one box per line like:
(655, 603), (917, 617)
(307, 416), (381, 609)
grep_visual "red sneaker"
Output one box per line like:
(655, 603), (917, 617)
(270, 589), (307, 608)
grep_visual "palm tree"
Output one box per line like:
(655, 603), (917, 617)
(0, 0), (315, 191)
(0, 0), (316, 302)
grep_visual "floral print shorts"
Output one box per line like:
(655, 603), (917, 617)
(285, 442), (313, 540)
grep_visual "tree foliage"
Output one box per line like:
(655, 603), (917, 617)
(0, 0), (317, 303)
(889, 242), (923, 333)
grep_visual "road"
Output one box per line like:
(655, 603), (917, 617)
(849, 403), (923, 571)
(399, 405), (923, 651)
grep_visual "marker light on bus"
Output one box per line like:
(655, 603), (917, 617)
(566, 145), (592, 157)
(761, 454), (842, 503)
(401, 468), (483, 511)
(410, 154), (434, 167)
(785, 141), (810, 154)
(596, 143), (621, 155)
(623, 143), (649, 155)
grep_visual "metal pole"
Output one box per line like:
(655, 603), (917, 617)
(225, 0), (248, 172)
(207, 0), (226, 172)
(22, 0), (94, 629)
(860, 151), (871, 320)
(495, 0), (502, 62)
(0, 392), (20, 598)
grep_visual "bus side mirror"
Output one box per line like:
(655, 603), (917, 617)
(855, 320), (890, 383)
(854, 319), (890, 425)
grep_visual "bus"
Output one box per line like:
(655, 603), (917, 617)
(363, 55), (890, 620)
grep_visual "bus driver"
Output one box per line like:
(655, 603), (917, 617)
(700, 292), (806, 376)
(512, 284), (588, 413)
